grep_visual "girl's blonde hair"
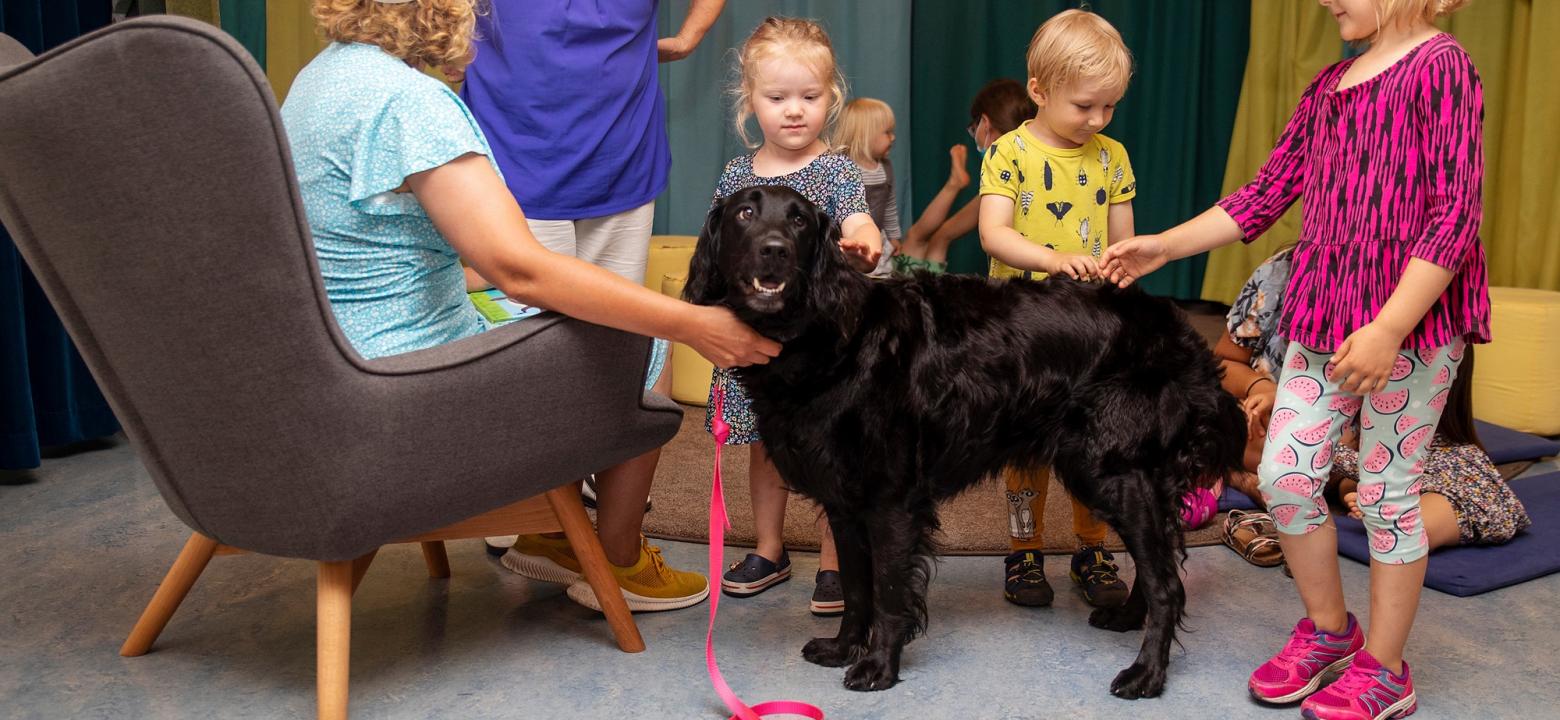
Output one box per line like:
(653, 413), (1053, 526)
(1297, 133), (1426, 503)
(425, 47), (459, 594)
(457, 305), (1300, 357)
(835, 98), (894, 166)
(1025, 9), (1132, 94)
(1371, 0), (1473, 36)
(730, 17), (848, 149)
(312, 0), (480, 72)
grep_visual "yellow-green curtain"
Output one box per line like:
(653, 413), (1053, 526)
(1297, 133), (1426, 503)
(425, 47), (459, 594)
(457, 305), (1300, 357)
(1199, 1), (1336, 303)
(1446, 0), (1560, 291)
(165, 0), (215, 23)
(266, 0), (326, 103)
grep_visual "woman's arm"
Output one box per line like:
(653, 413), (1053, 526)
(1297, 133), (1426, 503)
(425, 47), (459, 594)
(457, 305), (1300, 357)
(658, 0), (724, 62)
(410, 153), (779, 368)
(1213, 332), (1267, 400)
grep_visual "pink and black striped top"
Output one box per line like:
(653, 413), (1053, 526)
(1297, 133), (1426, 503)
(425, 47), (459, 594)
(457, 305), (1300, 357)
(1218, 33), (1491, 351)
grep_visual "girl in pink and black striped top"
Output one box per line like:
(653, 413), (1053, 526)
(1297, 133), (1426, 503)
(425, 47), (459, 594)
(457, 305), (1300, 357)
(1103, 1), (1486, 717)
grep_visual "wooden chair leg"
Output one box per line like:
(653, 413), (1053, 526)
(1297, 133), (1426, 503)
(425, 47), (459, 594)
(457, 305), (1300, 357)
(317, 560), (354, 720)
(349, 549), (378, 596)
(120, 532), (219, 657)
(419, 541), (450, 579)
(544, 485), (645, 653)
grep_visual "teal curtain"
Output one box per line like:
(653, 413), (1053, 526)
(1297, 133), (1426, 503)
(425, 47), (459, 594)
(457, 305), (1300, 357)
(218, 0), (264, 69)
(1, 0), (121, 470)
(908, 0), (1249, 298)
(654, 0), (914, 237)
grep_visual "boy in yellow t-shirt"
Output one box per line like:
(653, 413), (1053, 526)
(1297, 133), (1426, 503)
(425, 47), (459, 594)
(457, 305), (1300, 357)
(977, 8), (1135, 609)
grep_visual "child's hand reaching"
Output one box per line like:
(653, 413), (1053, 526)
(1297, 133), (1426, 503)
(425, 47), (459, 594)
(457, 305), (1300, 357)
(1048, 252), (1100, 281)
(1100, 234), (1169, 287)
(839, 236), (881, 272)
(945, 145), (970, 192)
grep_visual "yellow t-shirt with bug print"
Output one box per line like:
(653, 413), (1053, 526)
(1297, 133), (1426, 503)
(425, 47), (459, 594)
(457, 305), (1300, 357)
(978, 122), (1136, 280)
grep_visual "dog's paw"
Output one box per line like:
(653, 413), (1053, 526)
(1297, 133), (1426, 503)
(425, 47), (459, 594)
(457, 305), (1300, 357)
(1088, 604), (1145, 632)
(842, 654), (899, 692)
(1109, 662), (1166, 699)
(802, 637), (861, 668)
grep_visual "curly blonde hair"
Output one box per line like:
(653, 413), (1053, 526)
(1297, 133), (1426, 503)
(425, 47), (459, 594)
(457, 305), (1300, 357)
(312, 0), (480, 72)
(730, 17), (848, 149)
(1025, 9), (1132, 95)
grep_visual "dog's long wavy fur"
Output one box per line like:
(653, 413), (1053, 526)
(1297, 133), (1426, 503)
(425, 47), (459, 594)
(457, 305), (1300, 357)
(685, 186), (1247, 698)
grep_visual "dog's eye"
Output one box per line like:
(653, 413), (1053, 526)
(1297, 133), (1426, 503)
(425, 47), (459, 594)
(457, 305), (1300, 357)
(738, 206), (754, 220)
(790, 215), (807, 228)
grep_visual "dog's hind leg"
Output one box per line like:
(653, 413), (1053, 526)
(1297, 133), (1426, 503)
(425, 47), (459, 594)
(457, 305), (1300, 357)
(1094, 475), (1185, 700)
(842, 506), (934, 692)
(803, 515), (872, 668)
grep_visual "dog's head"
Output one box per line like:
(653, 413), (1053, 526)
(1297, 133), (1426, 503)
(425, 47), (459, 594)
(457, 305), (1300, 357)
(684, 186), (858, 331)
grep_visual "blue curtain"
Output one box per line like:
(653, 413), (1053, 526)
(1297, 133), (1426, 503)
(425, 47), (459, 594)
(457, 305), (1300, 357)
(653, 0), (914, 236)
(1, 0), (120, 470)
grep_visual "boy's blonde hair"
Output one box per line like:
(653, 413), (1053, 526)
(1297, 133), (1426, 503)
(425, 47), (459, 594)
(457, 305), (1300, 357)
(1372, 0), (1472, 35)
(312, 0), (479, 72)
(731, 17), (848, 149)
(835, 98), (894, 166)
(1025, 9), (1132, 95)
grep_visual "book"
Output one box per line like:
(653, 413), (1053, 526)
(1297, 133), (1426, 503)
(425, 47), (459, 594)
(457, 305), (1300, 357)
(468, 288), (544, 325)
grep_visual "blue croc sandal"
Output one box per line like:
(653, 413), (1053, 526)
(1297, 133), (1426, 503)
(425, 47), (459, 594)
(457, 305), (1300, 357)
(720, 551), (791, 597)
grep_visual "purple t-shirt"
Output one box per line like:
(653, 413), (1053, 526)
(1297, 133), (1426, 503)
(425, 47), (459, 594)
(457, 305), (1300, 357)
(461, 1), (670, 220)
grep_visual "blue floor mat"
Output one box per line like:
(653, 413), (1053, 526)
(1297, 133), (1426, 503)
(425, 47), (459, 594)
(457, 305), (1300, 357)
(1334, 472), (1560, 596)
(1217, 421), (1557, 513)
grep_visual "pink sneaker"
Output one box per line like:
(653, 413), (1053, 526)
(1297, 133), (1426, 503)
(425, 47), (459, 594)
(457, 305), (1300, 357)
(1301, 649), (1416, 720)
(1249, 613), (1363, 704)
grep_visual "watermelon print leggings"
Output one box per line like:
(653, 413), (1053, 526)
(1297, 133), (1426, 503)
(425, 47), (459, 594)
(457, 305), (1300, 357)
(1258, 339), (1466, 564)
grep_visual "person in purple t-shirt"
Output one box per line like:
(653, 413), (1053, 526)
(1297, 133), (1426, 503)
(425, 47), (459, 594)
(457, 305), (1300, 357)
(464, 1), (726, 613)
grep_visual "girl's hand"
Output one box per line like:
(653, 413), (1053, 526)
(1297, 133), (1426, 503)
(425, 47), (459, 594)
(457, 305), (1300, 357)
(684, 306), (781, 369)
(1100, 235), (1169, 287)
(945, 145), (970, 191)
(839, 237), (880, 272)
(1048, 253), (1100, 280)
(1330, 322), (1406, 395)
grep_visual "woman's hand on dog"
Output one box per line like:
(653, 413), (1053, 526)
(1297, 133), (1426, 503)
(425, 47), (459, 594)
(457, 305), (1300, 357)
(682, 306), (781, 368)
(1100, 235), (1169, 288)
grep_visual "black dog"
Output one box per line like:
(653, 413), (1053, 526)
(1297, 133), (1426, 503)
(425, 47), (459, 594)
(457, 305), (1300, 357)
(685, 186), (1247, 699)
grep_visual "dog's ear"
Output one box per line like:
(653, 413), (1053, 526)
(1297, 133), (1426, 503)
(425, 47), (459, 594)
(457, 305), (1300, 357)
(683, 199), (727, 305)
(805, 206), (859, 332)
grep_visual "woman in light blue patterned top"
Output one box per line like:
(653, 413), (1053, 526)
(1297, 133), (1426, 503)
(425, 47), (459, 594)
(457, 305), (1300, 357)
(279, 0), (778, 612)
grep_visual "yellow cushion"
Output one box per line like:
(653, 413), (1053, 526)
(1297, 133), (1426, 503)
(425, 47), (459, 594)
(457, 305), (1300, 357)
(660, 273), (714, 406)
(1472, 287), (1560, 435)
(645, 235), (697, 292)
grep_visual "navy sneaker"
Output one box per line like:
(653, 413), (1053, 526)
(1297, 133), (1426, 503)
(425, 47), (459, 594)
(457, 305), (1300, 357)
(810, 570), (845, 616)
(1003, 550), (1054, 607)
(1069, 545), (1129, 608)
(720, 551), (791, 597)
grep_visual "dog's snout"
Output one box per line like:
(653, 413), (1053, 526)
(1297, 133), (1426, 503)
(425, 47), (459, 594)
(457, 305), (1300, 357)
(759, 238), (791, 261)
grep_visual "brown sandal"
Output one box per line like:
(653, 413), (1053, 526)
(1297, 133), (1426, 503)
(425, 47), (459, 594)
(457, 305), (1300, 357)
(1222, 510), (1284, 567)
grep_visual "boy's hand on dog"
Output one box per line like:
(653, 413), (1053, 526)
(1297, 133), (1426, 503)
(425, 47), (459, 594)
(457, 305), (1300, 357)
(1050, 253), (1101, 281)
(1101, 235), (1169, 287)
(685, 307), (781, 368)
(1329, 321), (1404, 395)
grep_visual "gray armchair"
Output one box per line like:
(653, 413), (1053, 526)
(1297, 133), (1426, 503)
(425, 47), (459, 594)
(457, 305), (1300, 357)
(0, 17), (682, 719)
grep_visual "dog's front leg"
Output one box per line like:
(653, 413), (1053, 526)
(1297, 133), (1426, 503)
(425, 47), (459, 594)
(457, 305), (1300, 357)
(1097, 477), (1185, 700)
(842, 507), (931, 692)
(803, 514), (871, 668)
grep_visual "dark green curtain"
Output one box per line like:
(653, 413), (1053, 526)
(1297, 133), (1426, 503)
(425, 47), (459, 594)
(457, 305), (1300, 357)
(909, 0), (1249, 298)
(217, 0), (263, 69)
(1, 0), (120, 470)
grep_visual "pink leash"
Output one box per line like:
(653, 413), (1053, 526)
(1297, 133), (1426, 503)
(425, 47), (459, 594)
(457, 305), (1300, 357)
(706, 387), (825, 720)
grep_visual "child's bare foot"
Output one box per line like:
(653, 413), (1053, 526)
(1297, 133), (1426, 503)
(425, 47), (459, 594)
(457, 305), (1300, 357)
(1343, 491), (1363, 519)
(946, 145), (970, 190)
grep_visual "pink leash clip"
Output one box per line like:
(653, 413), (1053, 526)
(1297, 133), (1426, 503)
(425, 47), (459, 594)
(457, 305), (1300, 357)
(706, 386), (825, 720)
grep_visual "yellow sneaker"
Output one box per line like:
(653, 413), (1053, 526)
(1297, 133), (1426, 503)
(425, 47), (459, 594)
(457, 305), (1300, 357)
(566, 537), (710, 613)
(499, 533), (582, 585)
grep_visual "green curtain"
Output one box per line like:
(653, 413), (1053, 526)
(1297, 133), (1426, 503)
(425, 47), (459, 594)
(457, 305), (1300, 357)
(1445, 0), (1560, 291)
(654, 0), (914, 237)
(1199, 1), (1337, 304)
(908, 0), (1249, 297)
(217, 0), (264, 69)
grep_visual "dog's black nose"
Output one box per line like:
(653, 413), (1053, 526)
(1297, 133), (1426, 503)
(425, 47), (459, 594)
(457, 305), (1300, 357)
(759, 238), (791, 261)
